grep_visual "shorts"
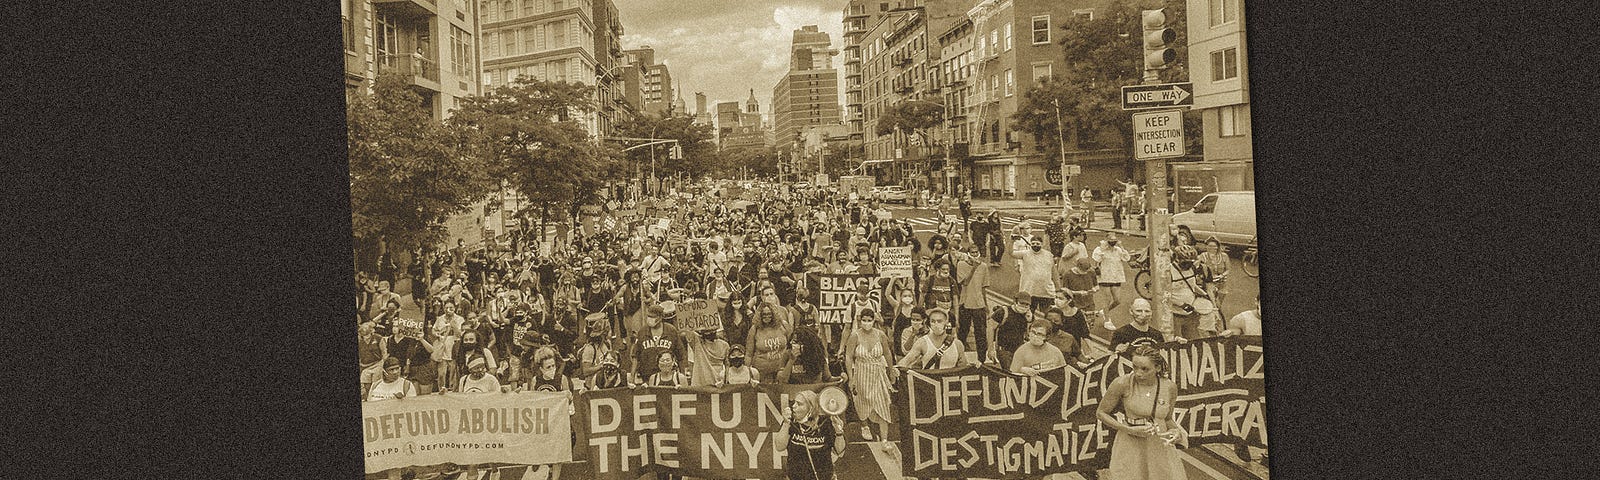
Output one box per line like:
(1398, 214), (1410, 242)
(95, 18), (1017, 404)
(360, 362), (383, 384)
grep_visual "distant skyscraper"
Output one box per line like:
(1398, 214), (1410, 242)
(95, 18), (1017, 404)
(773, 25), (842, 153)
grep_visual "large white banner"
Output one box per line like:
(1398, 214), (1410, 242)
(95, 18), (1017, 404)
(362, 391), (573, 473)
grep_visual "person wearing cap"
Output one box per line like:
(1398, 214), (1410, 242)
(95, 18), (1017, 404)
(1093, 233), (1133, 329)
(358, 321), (388, 398)
(989, 295), (1035, 369)
(1165, 244), (1206, 341)
(683, 324), (730, 388)
(630, 303), (684, 385)
(456, 355), (502, 393)
(576, 312), (615, 381)
(366, 357), (418, 402)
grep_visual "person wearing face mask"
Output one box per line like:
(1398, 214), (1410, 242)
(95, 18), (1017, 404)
(843, 307), (898, 450)
(456, 356), (502, 393)
(989, 296), (1035, 370)
(1098, 345), (1189, 479)
(896, 308), (965, 370)
(451, 330), (498, 387)
(781, 324), (832, 384)
(1164, 244), (1209, 342)
(684, 326), (730, 387)
(1010, 320), (1068, 376)
(1093, 233), (1133, 330)
(1013, 236), (1059, 312)
(646, 351), (691, 388)
(953, 242), (992, 362)
(717, 345), (760, 386)
(576, 314), (614, 384)
(896, 307), (928, 358)
(630, 305), (684, 386)
(586, 351), (628, 390)
(526, 346), (574, 392)
(358, 321), (388, 399)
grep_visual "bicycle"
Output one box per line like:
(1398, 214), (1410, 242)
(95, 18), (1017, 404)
(1131, 250), (1154, 299)
(1240, 237), (1259, 278)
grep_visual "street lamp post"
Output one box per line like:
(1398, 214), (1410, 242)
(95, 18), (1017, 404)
(1053, 99), (1071, 218)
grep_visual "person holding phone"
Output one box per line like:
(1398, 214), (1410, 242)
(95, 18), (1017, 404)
(1097, 345), (1189, 479)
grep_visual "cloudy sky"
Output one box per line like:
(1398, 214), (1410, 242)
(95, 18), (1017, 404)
(613, 0), (848, 120)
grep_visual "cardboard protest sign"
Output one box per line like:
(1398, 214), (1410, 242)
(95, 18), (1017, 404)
(574, 382), (840, 480)
(877, 246), (913, 279)
(674, 297), (723, 331)
(362, 391), (573, 474)
(392, 317), (425, 338)
(894, 336), (1266, 478)
(807, 273), (881, 325)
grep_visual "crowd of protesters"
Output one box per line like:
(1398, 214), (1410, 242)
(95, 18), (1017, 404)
(355, 179), (1263, 479)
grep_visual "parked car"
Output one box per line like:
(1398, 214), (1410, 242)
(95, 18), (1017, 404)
(1170, 191), (1256, 249)
(878, 185), (909, 203)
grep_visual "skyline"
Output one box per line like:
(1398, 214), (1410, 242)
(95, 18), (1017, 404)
(613, 0), (847, 119)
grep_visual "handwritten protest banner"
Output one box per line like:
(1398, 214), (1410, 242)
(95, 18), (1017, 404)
(675, 298), (723, 331)
(362, 391), (573, 474)
(894, 336), (1265, 478)
(807, 273), (881, 325)
(574, 382), (840, 480)
(877, 246), (913, 279)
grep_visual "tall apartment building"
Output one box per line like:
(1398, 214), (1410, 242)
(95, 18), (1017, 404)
(478, 0), (626, 136)
(692, 92), (712, 126)
(961, 0), (1114, 199)
(772, 26), (842, 154)
(1177, 0), (1252, 209)
(841, 1), (894, 147)
(342, 0), (483, 119)
(856, 1), (968, 190)
(715, 101), (743, 142)
(934, 17), (977, 194)
(343, 0), (488, 271)
(624, 47), (675, 116)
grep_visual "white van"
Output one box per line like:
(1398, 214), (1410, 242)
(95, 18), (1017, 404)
(1171, 191), (1256, 248)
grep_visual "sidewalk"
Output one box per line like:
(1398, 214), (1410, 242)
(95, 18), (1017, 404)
(967, 198), (1150, 238)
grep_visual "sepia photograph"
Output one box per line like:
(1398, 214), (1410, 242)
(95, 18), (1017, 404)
(345, 0), (1264, 478)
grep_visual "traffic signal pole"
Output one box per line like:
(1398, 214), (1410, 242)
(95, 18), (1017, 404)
(1141, 7), (1177, 338)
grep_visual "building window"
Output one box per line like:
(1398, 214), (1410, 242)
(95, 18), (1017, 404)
(503, 29), (516, 56)
(375, 12), (398, 66)
(989, 74), (999, 99)
(553, 19), (566, 48)
(484, 32), (498, 57)
(1219, 105), (1243, 137)
(523, 0), (535, 16)
(1074, 9), (1094, 22)
(879, 2), (889, 12)
(452, 26), (473, 78)
(524, 26), (536, 52)
(553, 0), (564, 10)
(1210, 0), (1237, 27)
(1211, 47), (1239, 81)
(1032, 63), (1052, 82)
(1004, 69), (1014, 96)
(989, 30), (998, 55)
(484, 1), (499, 22)
(502, 0), (514, 20)
(1031, 15), (1050, 45)
(1003, 23), (1012, 51)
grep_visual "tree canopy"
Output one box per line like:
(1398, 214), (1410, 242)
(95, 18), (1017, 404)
(448, 77), (617, 217)
(615, 112), (719, 182)
(1010, 0), (1202, 174)
(347, 74), (492, 252)
(874, 99), (946, 147)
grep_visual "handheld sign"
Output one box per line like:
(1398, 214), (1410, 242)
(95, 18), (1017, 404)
(878, 246), (913, 279)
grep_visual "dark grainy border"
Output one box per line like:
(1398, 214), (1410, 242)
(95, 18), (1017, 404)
(7, 1), (1594, 479)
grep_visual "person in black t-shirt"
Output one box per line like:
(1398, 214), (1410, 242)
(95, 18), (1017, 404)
(1111, 298), (1166, 354)
(988, 296), (1035, 370)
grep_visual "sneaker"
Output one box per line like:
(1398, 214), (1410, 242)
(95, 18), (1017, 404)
(861, 426), (875, 441)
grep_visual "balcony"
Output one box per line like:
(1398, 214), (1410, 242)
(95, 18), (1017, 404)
(894, 56), (912, 67)
(377, 53), (442, 91)
(373, 0), (437, 18)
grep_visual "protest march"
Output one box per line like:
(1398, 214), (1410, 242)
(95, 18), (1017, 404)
(356, 180), (1266, 480)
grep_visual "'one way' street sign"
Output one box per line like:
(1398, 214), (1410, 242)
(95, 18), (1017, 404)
(1121, 82), (1193, 110)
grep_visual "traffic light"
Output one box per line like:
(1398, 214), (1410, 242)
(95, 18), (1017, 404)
(669, 144), (683, 160)
(1142, 9), (1176, 71)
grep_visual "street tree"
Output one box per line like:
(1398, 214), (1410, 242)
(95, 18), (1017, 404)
(347, 73), (492, 264)
(1010, 0), (1201, 178)
(874, 99), (946, 151)
(449, 76), (617, 241)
